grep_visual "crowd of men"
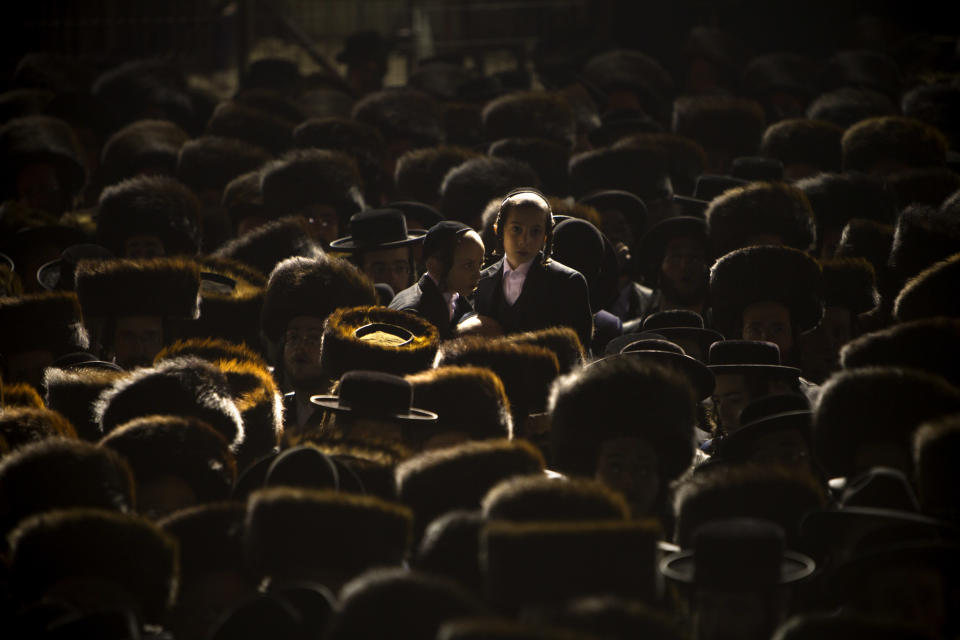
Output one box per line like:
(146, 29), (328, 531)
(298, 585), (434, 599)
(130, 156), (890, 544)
(1, 13), (959, 640)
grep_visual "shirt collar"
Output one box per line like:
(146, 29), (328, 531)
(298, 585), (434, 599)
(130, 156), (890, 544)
(503, 256), (535, 277)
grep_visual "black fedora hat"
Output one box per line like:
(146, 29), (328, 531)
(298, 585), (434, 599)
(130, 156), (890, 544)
(719, 393), (812, 463)
(635, 215), (708, 283)
(311, 370), (438, 423)
(37, 243), (114, 291)
(671, 194), (709, 218)
(693, 174), (748, 201)
(386, 201), (445, 230)
(329, 208), (426, 252)
(707, 340), (801, 377)
(609, 338), (715, 401)
(639, 310), (723, 357)
(660, 518), (815, 589)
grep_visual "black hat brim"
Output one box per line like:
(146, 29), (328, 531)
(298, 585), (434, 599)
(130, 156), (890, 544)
(659, 549), (815, 585)
(309, 394), (438, 423)
(328, 229), (426, 252)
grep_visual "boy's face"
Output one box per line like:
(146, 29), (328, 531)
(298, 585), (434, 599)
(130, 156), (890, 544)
(444, 231), (485, 297)
(500, 205), (547, 269)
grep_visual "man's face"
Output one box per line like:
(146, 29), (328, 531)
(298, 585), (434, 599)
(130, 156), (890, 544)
(500, 206), (547, 269)
(444, 231), (484, 297)
(660, 236), (707, 301)
(301, 204), (341, 248)
(712, 373), (750, 433)
(742, 302), (793, 358)
(598, 208), (635, 274)
(331, 414), (404, 446)
(283, 315), (326, 389)
(594, 436), (660, 517)
(124, 235), (166, 259)
(748, 428), (812, 471)
(113, 315), (164, 369)
(361, 246), (413, 294)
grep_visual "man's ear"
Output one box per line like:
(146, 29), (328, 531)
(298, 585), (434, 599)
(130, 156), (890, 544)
(425, 255), (442, 276)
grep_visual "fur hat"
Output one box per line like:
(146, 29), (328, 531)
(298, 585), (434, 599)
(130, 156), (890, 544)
(0, 291), (88, 357)
(902, 81), (960, 150)
(75, 257), (200, 320)
(0, 439), (134, 540)
(294, 116), (385, 156)
(43, 366), (129, 441)
(614, 133), (708, 197)
(0, 407), (77, 452)
(568, 146), (670, 201)
(97, 119), (190, 190)
(92, 58), (195, 131)
(549, 356), (696, 481)
(96, 175), (202, 257)
(635, 215), (709, 284)
(7, 508), (178, 623)
(807, 87), (898, 130)
(821, 49), (902, 99)
(582, 50), (675, 124)
(351, 88), (445, 147)
(913, 415), (960, 522)
(439, 156), (540, 226)
(0, 115), (86, 201)
(482, 475), (629, 522)
(158, 502), (248, 581)
(841, 116), (948, 173)
(834, 219), (896, 294)
(176, 136), (271, 195)
(760, 119), (843, 174)
(244, 487), (412, 581)
(155, 336), (267, 369)
(705, 182), (816, 257)
(482, 519), (661, 609)
(894, 252), (960, 322)
(394, 146), (481, 205)
(888, 205), (960, 284)
(794, 172), (896, 248)
(813, 367), (960, 479)
(482, 92), (576, 147)
(438, 337), (560, 418)
(671, 97), (766, 160)
(406, 366), (513, 441)
(820, 258), (879, 314)
(260, 149), (365, 220)
(673, 465), (826, 547)
(505, 327), (585, 375)
(709, 245), (823, 338)
(840, 318), (960, 387)
(888, 167), (960, 211)
(100, 414), (237, 505)
(0, 383), (45, 410)
(319, 306), (439, 381)
(222, 170), (265, 230)
(212, 216), (322, 278)
(413, 510), (485, 592)
(396, 439), (545, 537)
(179, 257), (267, 349)
(205, 101), (293, 155)
(489, 137), (571, 197)
(95, 356), (244, 450)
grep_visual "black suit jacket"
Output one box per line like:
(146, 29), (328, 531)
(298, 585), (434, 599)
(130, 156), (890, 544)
(474, 255), (593, 349)
(389, 274), (474, 339)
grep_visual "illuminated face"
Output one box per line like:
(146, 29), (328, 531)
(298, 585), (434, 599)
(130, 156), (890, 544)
(443, 231), (485, 297)
(361, 246), (413, 295)
(283, 315), (326, 389)
(742, 302), (793, 358)
(113, 315), (164, 369)
(594, 436), (660, 517)
(712, 373), (750, 433)
(500, 205), (548, 269)
(660, 236), (707, 299)
(300, 204), (341, 248)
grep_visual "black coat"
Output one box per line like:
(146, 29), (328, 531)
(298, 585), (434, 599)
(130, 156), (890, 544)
(388, 274), (474, 340)
(473, 255), (593, 348)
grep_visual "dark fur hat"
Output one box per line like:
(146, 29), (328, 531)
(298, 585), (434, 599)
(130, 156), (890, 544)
(260, 149), (365, 219)
(806, 87), (898, 129)
(614, 133), (708, 197)
(351, 88), (445, 147)
(100, 414), (237, 504)
(583, 50), (675, 124)
(506, 326), (585, 375)
(0, 439), (134, 540)
(813, 367), (960, 479)
(176, 136), (271, 195)
(394, 146), (480, 205)
(7, 508), (178, 623)
(841, 116), (948, 173)
(396, 439), (545, 537)
(0, 115), (86, 201)
(820, 258), (879, 314)
(92, 58), (195, 131)
(212, 358), (284, 471)
(568, 146), (671, 201)
(671, 97), (766, 160)
(913, 415), (960, 522)
(183, 257), (267, 349)
(821, 49), (902, 99)
(482, 519), (661, 609)
(0, 291), (88, 357)
(834, 219), (896, 296)
(222, 170), (265, 230)
(155, 336), (268, 370)
(709, 245), (823, 338)
(549, 356), (696, 481)
(96, 175), (202, 256)
(0, 407), (77, 452)
(489, 137), (571, 197)
(158, 502), (248, 581)
(320, 306), (440, 381)
(294, 116), (385, 156)
(673, 465), (826, 547)
(795, 172), (896, 247)
(482, 475), (629, 522)
(43, 367), (129, 441)
(439, 156), (540, 226)
(888, 205), (960, 283)
(259, 255), (377, 342)
(75, 257), (200, 319)
(95, 356), (244, 449)
(894, 250), (960, 322)
(0, 383), (45, 410)
(888, 167), (960, 211)
(438, 337), (560, 418)
(759, 119), (843, 174)
(406, 366), (513, 441)
(840, 318), (960, 387)
(902, 81), (960, 150)
(213, 216), (322, 278)
(442, 102), (485, 148)
(482, 92), (576, 148)
(97, 119), (190, 190)
(244, 487), (412, 581)
(413, 510), (485, 593)
(205, 101), (294, 155)
(706, 181), (816, 257)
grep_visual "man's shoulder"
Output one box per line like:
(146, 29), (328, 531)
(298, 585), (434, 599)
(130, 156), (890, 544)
(543, 258), (588, 285)
(387, 282), (423, 310)
(480, 258), (504, 278)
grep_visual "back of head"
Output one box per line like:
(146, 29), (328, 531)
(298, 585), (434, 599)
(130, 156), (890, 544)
(912, 414), (960, 523)
(841, 116), (948, 175)
(894, 252), (960, 322)
(394, 145), (480, 205)
(439, 156), (540, 227)
(0, 406), (77, 453)
(481, 91), (577, 148)
(482, 475), (629, 522)
(840, 318), (960, 387)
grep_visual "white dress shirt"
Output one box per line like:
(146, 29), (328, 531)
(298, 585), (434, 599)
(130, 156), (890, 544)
(428, 273), (459, 320)
(502, 258), (534, 306)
